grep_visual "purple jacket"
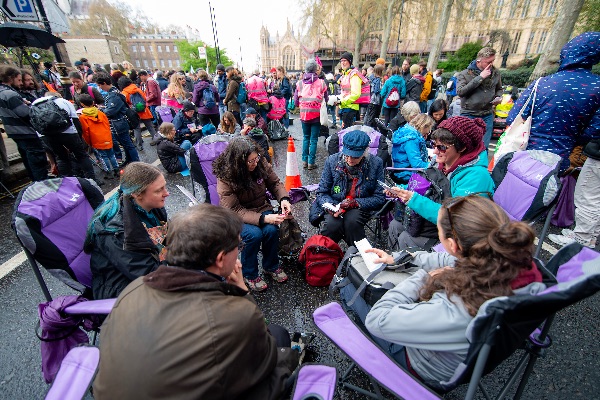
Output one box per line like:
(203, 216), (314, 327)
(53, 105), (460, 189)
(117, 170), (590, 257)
(192, 80), (220, 115)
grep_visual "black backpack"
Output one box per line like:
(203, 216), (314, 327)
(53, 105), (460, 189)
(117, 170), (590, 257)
(29, 97), (71, 135)
(427, 78), (439, 100)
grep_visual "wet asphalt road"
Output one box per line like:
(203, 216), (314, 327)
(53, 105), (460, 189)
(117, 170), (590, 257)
(0, 118), (598, 399)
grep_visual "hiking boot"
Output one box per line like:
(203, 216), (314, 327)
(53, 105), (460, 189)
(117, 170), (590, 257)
(266, 268), (288, 283)
(303, 161), (308, 169)
(244, 276), (268, 292)
(307, 164), (317, 170)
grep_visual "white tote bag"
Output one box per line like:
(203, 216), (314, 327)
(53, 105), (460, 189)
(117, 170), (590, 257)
(320, 100), (328, 126)
(494, 78), (540, 163)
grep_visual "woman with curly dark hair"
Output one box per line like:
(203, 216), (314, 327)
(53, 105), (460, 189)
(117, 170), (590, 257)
(213, 137), (292, 291)
(358, 195), (544, 383)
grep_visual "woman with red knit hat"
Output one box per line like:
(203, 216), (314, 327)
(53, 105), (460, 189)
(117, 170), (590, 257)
(387, 116), (495, 249)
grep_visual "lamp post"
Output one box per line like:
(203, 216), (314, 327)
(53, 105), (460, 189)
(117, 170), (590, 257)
(394, 0), (405, 66)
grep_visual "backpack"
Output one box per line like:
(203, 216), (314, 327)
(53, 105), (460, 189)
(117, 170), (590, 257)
(117, 92), (140, 129)
(202, 87), (216, 109)
(129, 91), (146, 112)
(399, 166), (450, 239)
(267, 119), (287, 140)
(299, 235), (343, 287)
(237, 82), (247, 104)
(385, 87), (400, 107)
(29, 97), (71, 135)
(428, 78), (439, 100)
(69, 85), (94, 100)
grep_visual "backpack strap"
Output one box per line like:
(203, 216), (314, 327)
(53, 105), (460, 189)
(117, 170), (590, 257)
(87, 85), (94, 97)
(346, 263), (388, 306)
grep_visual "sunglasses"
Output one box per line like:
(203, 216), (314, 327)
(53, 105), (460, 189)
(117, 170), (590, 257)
(247, 154), (261, 165)
(444, 192), (493, 239)
(429, 141), (453, 153)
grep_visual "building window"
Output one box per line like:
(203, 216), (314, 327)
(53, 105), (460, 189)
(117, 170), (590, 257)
(464, 34), (471, 45)
(176, 60), (180, 67)
(509, 0), (518, 18)
(157, 45), (162, 52)
(114, 45), (119, 54)
(168, 59), (172, 67)
(547, 0), (558, 15)
(468, 0), (477, 19)
(151, 59), (157, 67)
(537, 30), (548, 53)
(165, 45), (170, 52)
(495, 0), (504, 19)
(132, 45), (137, 53)
(140, 45), (145, 52)
(451, 34), (459, 49)
(536, 0), (545, 16)
(525, 31), (536, 54)
(173, 45), (178, 53)
(521, 0), (531, 18)
(512, 31), (522, 53)
(160, 59), (165, 67)
(282, 46), (295, 71)
(143, 60), (148, 68)
(135, 60), (140, 67)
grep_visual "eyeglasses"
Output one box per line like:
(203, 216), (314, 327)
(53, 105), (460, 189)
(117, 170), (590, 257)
(247, 154), (261, 165)
(444, 192), (493, 239)
(429, 141), (454, 153)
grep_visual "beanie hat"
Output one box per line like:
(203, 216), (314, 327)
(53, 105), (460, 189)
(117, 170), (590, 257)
(437, 116), (485, 154)
(410, 64), (419, 75)
(242, 117), (256, 127)
(216, 64), (225, 72)
(375, 58), (386, 65)
(245, 107), (257, 115)
(342, 130), (371, 157)
(182, 101), (196, 112)
(270, 67), (277, 73)
(340, 52), (353, 64)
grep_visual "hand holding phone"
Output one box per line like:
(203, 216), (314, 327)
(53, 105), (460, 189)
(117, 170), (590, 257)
(377, 180), (392, 191)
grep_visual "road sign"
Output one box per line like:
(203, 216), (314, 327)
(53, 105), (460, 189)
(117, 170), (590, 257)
(1, 0), (40, 21)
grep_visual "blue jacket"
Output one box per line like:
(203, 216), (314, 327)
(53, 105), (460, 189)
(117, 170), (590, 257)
(102, 87), (130, 134)
(391, 124), (430, 181)
(380, 75), (407, 109)
(506, 32), (600, 172)
(217, 73), (228, 103)
(310, 153), (385, 223)
(446, 76), (457, 96)
(407, 151), (495, 224)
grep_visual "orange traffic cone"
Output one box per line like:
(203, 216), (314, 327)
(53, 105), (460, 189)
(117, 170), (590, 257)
(285, 136), (302, 191)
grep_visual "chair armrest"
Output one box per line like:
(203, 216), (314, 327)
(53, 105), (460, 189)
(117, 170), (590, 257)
(64, 298), (116, 315)
(45, 346), (99, 400)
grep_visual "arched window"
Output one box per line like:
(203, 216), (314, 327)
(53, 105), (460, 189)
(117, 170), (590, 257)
(282, 46), (295, 71)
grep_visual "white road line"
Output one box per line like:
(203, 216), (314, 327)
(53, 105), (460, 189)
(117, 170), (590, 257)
(534, 237), (559, 256)
(0, 159), (162, 281)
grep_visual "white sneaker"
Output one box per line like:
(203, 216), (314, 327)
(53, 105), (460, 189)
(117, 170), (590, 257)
(548, 233), (594, 248)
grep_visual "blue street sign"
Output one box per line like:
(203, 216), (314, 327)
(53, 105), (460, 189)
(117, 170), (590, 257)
(1, 0), (39, 21)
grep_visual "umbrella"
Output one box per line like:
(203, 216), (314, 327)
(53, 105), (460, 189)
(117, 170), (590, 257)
(0, 22), (65, 49)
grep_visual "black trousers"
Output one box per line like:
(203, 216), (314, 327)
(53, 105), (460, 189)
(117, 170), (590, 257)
(321, 208), (370, 246)
(13, 137), (48, 181)
(47, 133), (96, 180)
(199, 113), (220, 128)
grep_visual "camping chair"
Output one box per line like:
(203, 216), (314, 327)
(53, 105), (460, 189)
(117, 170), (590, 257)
(326, 124), (391, 167)
(155, 106), (174, 124)
(492, 150), (562, 258)
(44, 346), (100, 400)
(189, 134), (231, 205)
(291, 364), (338, 400)
(12, 177), (105, 301)
(313, 242), (600, 399)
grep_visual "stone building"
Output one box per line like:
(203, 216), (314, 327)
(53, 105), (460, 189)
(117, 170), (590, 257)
(63, 35), (124, 65)
(126, 34), (184, 71)
(259, 21), (308, 73)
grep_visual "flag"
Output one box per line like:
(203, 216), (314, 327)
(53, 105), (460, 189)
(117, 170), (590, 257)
(190, 65), (195, 74)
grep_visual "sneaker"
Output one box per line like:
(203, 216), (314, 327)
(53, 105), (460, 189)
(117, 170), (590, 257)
(548, 233), (594, 248)
(266, 268), (288, 283)
(302, 161), (308, 169)
(244, 276), (268, 292)
(307, 164), (317, 170)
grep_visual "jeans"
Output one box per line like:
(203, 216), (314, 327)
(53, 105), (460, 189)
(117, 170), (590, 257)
(327, 105), (337, 126)
(573, 157), (600, 245)
(133, 118), (158, 147)
(282, 110), (290, 129)
(301, 121), (320, 165)
(218, 102), (227, 118)
(12, 137), (48, 181)
(321, 209), (370, 246)
(96, 148), (119, 171)
(111, 118), (139, 163)
(241, 210), (280, 279)
(419, 101), (427, 113)
(461, 112), (493, 149)
(149, 105), (158, 125)
(177, 140), (192, 171)
(47, 133), (97, 180)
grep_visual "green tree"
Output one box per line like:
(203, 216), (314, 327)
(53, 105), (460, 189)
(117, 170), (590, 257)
(437, 41), (483, 72)
(176, 40), (233, 73)
(577, 0), (600, 32)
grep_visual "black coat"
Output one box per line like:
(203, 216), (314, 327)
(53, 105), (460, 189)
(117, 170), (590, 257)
(156, 136), (187, 173)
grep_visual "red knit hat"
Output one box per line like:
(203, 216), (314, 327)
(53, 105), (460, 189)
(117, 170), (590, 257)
(437, 116), (486, 153)
(270, 67), (277, 73)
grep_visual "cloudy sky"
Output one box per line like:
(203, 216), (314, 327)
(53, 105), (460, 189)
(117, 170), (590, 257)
(123, 0), (304, 71)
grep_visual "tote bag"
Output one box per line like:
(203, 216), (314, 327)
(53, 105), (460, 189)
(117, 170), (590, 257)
(494, 78), (540, 164)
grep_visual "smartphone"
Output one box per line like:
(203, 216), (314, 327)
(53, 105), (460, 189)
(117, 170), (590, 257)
(377, 180), (392, 191)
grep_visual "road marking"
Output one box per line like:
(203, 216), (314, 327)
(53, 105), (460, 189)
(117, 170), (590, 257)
(534, 237), (559, 255)
(0, 159), (162, 281)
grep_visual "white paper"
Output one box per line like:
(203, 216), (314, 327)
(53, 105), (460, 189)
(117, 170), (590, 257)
(355, 238), (383, 273)
(176, 185), (200, 205)
(322, 202), (340, 212)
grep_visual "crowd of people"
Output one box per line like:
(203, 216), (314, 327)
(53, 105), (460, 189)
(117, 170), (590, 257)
(0, 31), (598, 399)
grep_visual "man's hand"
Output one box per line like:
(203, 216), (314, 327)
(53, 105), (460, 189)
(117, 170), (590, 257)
(480, 64), (492, 79)
(226, 260), (248, 290)
(491, 96), (502, 105)
(264, 213), (286, 225)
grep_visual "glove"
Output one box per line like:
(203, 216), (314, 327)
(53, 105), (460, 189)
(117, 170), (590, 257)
(339, 198), (359, 210)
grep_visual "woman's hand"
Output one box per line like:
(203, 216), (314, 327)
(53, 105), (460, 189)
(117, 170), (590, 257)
(387, 187), (414, 203)
(264, 213), (286, 225)
(365, 248), (394, 265)
(280, 199), (292, 217)
(429, 266), (453, 277)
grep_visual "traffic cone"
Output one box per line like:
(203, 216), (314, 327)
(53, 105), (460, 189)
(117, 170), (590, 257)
(285, 136), (302, 191)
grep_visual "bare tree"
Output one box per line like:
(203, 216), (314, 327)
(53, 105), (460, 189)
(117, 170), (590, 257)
(530, 0), (585, 81)
(378, 0), (403, 59)
(427, 0), (454, 71)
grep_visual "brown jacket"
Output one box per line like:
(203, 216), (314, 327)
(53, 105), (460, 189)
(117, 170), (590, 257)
(218, 160), (287, 225)
(456, 65), (503, 116)
(224, 76), (241, 112)
(93, 266), (298, 399)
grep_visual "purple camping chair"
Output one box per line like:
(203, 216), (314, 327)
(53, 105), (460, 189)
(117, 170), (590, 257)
(291, 364), (337, 400)
(155, 106), (174, 123)
(189, 134), (232, 205)
(44, 346), (100, 400)
(492, 150), (562, 258)
(335, 125), (382, 157)
(314, 242), (600, 400)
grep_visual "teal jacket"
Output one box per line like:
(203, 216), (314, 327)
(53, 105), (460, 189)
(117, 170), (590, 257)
(406, 151), (495, 224)
(380, 75), (406, 109)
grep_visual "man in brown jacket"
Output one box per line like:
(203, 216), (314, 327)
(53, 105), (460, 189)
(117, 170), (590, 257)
(93, 204), (299, 399)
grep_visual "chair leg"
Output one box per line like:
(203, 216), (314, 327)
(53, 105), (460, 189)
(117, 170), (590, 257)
(25, 250), (52, 302)
(0, 180), (14, 198)
(465, 343), (492, 400)
(534, 204), (557, 258)
(494, 352), (530, 400)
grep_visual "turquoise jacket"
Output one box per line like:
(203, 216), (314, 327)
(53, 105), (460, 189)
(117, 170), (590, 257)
(406, 151), (495, 224)
(391, 124), (430, 182)
(380, 75), (407, 109)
